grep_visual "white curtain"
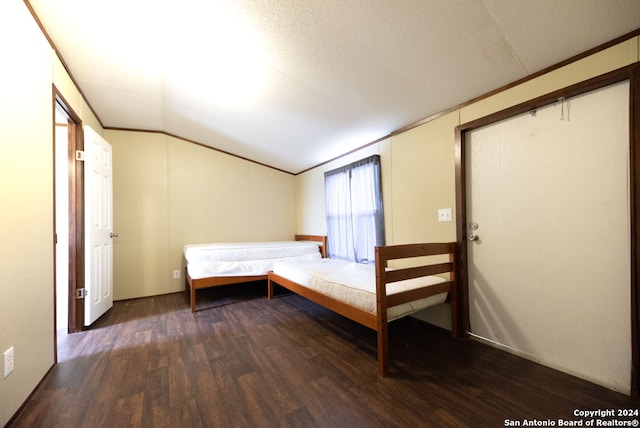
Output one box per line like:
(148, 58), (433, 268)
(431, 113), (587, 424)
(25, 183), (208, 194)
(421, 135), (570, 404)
(324, 155), (385, 263)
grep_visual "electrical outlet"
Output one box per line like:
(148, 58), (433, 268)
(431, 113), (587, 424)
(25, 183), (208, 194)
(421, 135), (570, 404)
(4, 346), (14, 378)
(173, 270), (180, 279)
(438, 208), (452, 222)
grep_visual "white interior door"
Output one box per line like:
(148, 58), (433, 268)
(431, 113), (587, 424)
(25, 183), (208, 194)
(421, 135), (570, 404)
(84, 126), (114, 325)
(466, 82), (631, 393)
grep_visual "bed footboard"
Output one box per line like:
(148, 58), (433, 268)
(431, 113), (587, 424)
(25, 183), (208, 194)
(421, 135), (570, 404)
(374, 242), (460, 376)
(268, 241), (459, 376)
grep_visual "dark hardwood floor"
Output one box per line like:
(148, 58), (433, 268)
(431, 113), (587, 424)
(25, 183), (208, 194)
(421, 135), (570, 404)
(9, 283), (639, 427)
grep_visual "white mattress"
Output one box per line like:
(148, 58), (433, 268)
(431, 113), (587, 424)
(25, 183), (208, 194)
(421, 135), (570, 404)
(272, 258), (448, 321)
(184, 241), (322, 279)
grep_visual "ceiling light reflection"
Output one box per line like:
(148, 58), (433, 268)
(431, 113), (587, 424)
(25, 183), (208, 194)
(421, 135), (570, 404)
(161, 1), (270, 108)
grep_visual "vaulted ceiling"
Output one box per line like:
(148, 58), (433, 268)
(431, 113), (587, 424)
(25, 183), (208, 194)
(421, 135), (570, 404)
(28, 0), (640, 173)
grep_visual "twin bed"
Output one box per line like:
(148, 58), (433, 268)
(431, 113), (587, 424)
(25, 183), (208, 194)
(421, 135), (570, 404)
(184, 235), (460, 375)
(184, 235), (326, 313)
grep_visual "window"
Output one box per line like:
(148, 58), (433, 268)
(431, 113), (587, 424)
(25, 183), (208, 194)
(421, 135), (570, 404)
(324, 155), (385, 263)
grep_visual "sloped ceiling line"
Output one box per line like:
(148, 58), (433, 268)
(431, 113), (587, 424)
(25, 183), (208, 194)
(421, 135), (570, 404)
(26, 0), (640, 174)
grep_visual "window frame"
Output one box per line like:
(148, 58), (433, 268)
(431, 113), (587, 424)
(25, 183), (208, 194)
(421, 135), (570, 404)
(324, 154), (385, 263)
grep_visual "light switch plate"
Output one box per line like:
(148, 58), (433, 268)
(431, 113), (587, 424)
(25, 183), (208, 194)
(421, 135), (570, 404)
(4, 346), (14, 378)
(438, 208), (452, 222)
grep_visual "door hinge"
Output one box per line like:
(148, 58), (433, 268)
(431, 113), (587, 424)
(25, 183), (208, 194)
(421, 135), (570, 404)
(76, 288), (88, 299)
(75, 150), (85, 161)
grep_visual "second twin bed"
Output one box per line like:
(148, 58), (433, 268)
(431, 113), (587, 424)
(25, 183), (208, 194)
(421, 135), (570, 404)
(268, 241), (461, 376)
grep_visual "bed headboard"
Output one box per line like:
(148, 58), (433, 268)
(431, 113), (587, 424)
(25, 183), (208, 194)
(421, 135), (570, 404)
(295, 234), (327, 258)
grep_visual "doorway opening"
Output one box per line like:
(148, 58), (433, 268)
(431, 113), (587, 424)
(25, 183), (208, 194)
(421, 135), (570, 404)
(53, 90), (85, 362)
(54, 104), (69, 338)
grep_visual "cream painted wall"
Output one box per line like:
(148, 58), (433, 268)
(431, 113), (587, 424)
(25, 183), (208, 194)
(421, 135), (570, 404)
(0, 2), (104, 425)
(0, 3), (54, 424)
(295, 38), (639, 334)
(389, 112), (458, 245)
(387, 112), (460, 328)
(108, 131), (297, 301)
(107, 131), (169, 300)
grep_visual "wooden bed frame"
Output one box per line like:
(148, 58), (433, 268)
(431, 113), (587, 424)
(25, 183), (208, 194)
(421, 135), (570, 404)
(267, 242), (461, 376)
(185, 235), (326, 313)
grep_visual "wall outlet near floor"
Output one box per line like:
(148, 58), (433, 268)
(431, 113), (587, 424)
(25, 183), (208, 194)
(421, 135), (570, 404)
(4, 346), (14, 378)
(438, 208), (452, 222)
(173, 270), (181, 279)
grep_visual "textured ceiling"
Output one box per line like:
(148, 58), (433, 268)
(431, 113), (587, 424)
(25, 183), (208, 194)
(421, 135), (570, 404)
(28, 0), (640, 173)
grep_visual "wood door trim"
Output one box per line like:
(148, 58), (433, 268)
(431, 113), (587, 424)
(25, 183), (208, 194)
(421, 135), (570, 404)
(54, 86), (84, 335)
(454, 64), (639, 396)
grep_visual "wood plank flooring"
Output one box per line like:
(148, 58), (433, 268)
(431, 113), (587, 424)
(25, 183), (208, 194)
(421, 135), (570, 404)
(9, 283), (639, 427)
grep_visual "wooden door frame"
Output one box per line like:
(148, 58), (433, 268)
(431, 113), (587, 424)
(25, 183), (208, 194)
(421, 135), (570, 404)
(454, 65), (640, 396)
(53, 87), (85, 337)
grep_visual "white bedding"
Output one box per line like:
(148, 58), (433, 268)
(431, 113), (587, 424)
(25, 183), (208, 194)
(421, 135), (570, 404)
(272, 258), (448, 321)
(184, 241), (322, 279)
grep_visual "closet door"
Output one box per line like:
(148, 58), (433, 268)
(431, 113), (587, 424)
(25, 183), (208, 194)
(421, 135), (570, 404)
(466, 82), (631, 393)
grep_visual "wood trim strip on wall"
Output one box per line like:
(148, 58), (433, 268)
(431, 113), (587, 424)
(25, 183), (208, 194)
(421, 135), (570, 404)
(629, 63), (640, 398)
(101, 127), (295, 176)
